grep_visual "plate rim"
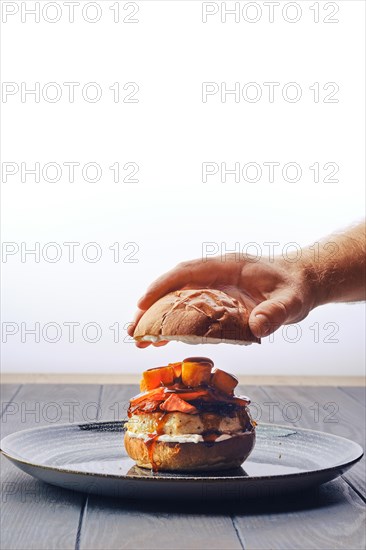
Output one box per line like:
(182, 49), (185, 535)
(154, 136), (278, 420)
(1, 420), (363, 483)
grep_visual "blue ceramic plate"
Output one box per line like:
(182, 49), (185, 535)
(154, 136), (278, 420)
(1, 422), (363, 500)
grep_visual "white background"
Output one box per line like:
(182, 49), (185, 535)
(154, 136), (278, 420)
(1, 0), (365, 375)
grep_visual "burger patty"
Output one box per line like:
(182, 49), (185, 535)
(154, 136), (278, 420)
(125, 410), (251, 436)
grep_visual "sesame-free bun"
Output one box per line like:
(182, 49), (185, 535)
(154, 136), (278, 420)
(124, 431), (256, 472)
(133, 289), (260, 345)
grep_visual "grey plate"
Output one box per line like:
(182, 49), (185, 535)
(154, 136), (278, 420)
(1, 422), (363, 500)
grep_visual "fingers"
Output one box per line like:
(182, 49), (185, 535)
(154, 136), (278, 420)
(135, 340), (169, 348)
(136, 340), (169, 348)
(132, 256), (238, 349)
(128, 270), (180, 344)
(127, 314), (149, 347)
(153, 340), (169, 347)
(135, 340), (151, 349)
(127, 308), (146, 338)
(134, 260), (208, 346)
(137, 259), (218, 311)
(137, 265), (193, 310)
(127, 311), (169, 348)
(249, 296), (291, 338)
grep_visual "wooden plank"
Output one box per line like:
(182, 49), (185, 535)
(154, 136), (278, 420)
(1, 384), (101, 550)
(1, 383), (102, 438)
(258, 385), (365, 499)
(79, 385), (366, 550)
(0, 384), (21, 406)
(98, 384), (134, 423)
(339, 386), (366, 408)
(232, 386), (366, 549)
(78, 385), (272, 550)
(233, 478), (366, 550)
(257, 385), (365, 442)
(79, 498), (243, 550)
(238, 385), (281, 425)
(3, 384), (364, 549)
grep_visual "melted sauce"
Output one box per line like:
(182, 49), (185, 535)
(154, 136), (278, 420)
(183, 356), (214, 366)
(144, 413), (169, 472)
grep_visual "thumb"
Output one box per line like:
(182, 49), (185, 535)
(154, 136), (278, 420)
(249, 297), (291, 338)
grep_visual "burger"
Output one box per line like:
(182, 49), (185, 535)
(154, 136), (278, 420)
(124, 358), (256, 472)
(133, 288), (260, 345)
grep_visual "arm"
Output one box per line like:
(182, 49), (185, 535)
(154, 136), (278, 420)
(301, 221), (366, 307)
(128, 221), (366, 346)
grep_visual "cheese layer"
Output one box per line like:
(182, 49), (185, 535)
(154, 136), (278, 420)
(126, 430), (240, 444)
(125, 411), (244, 436)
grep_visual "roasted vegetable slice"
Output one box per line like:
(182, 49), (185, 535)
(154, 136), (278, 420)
(130, 386), (166, 407)
(165, 388), (211, 401)
(160, 394), (198, 413)
(211, 368), (238, 395)
(181, 361), (212, 387)
(142, 366), (175, 390)
(169, 362), (182, 379)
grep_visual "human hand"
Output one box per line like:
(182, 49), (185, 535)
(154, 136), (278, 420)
(127, 253), (316, 348)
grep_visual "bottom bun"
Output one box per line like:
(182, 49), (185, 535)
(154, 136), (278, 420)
(124, 431), (255, 472)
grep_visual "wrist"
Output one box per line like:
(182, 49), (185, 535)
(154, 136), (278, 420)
(276, 251), (321, 314)
(296, 248), (327, 310)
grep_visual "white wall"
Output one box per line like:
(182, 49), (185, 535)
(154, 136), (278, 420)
(1, 1), (365, 375)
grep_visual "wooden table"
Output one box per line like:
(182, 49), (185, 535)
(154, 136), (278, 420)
(1, 380), (365, 550)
